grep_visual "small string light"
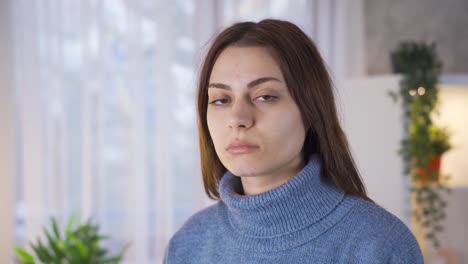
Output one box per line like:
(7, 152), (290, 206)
(409, 89), (417, 96)
(417, 86), (426, 96)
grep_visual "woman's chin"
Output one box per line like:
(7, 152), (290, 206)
(224, 160), (267, 177)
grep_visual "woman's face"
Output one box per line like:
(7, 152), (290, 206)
(207, 46), (307, 179)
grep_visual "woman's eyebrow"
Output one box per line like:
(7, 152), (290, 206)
(208, 77), (281, 90)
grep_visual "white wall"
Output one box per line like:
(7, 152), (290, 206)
(435, 83), (468, 187)
(0, 0), (16, 263)
(438, 187), (468, 263)
(434, 82), (468, 262)
(336, 76), (408, 222)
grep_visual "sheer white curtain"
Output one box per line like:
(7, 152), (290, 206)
(11, 0), (363, 263)
(13, 0), (205, 263)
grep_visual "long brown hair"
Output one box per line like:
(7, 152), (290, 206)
(197, 19), (373, 202)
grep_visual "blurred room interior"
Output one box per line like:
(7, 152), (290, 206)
(1, 0), (467, 263)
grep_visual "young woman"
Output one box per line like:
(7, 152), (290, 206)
(164, 19), (423, 263)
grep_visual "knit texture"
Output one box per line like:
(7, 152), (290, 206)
(164, 154), (423, 263)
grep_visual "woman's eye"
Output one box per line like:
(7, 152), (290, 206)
(209, 98), (229, 105)
(256, 95), (278, 102)
(209, 95), (278, 106)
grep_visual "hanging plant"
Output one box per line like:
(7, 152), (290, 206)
(389, 41), (452, 249)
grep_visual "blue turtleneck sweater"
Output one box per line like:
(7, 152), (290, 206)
(164, 155), (423, 263)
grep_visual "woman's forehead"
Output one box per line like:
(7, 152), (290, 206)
(209, 46), (284, 84)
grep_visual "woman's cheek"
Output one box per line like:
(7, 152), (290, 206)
(207, 118), (222, 143)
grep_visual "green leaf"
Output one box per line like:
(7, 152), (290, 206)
(13, 246), (35, 264)
(66, 213), (77, 235)
(51, 217), (61, 240)
(32, 238), (53, 262)
(44, 226), (64, 260)
(388, 90), (399, 103)
(70, 233), (89, 258)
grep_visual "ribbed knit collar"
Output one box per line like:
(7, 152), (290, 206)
(219, 154), (350, 240)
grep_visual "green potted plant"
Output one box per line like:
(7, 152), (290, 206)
(389, 41), (451, 249)
(430, 126), (452, 156)
(390, 42), (440, 75)
(14, 215), (129, 264)
(413, 125), (452, 184)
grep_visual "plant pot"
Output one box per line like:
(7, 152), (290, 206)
(412, 155), (442, 185)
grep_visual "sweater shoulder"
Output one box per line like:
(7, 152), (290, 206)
(342, 196), (423, 263)
(347, 197), (405, 228)
(170, 201), (221, 242)
(164, 202), (222, 262)
(346, 197), (413, 240)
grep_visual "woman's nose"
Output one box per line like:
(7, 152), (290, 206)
(226, 99), (254, 129)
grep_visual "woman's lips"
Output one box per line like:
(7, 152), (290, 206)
(226, 142), (259, 154)
(228, 146), (258, 154)
(227, 145), (259, 154)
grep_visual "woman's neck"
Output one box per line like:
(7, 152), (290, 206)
(239, 157), (305, 195)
